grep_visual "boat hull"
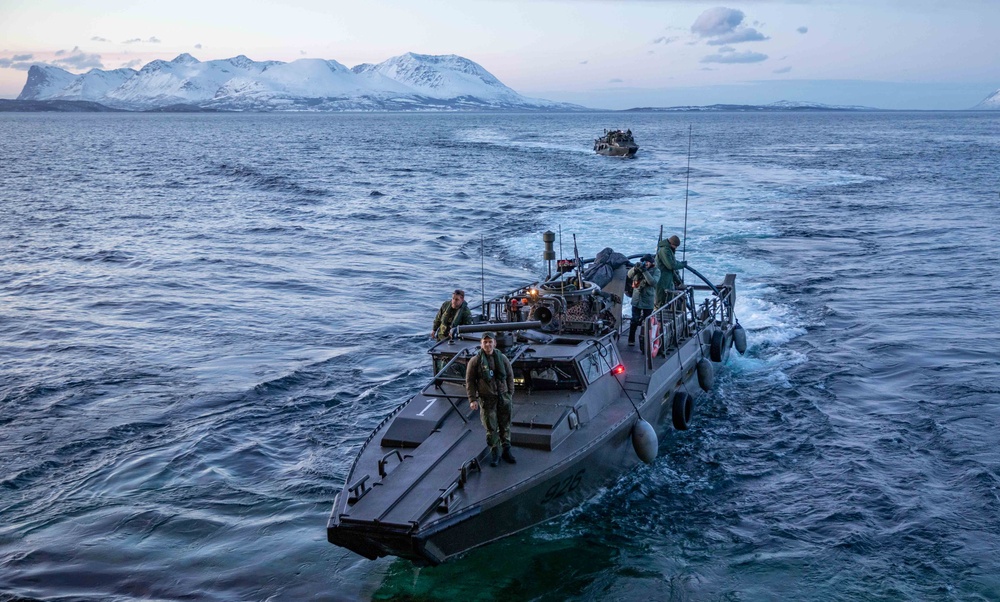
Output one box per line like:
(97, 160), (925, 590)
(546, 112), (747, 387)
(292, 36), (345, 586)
(327, 331), (714, 565)
(595, 144), (638, 157)
(326, 270), (740, 565)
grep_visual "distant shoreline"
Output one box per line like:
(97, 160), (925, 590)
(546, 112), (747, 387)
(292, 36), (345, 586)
(1, 98), (995, 113)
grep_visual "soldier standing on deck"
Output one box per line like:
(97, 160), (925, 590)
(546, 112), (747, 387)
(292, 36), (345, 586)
(465, 332), (516, 467)
(655, 235), (687, 309)
(627, 254), (660, 348)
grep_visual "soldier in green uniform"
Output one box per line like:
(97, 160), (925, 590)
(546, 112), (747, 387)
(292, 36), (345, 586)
(431, 289), (473, 341)
(655, 234), (687, 309)
(627, 254), (660, 348)
(465, 332), (516, 467)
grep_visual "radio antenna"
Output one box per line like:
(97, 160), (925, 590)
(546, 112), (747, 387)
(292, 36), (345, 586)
(572, 234), (584, 289)
(682, 125), (692, 263)
(480, 234), (486, 312)
(558, 224), (563, 260)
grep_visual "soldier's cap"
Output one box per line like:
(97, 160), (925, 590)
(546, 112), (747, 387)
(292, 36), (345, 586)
(668, 235), (681, 246)
(641, 254), (654, 263)
(481, 331), (496, 340)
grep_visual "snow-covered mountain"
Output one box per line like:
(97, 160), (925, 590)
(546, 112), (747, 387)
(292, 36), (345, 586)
(17, 65), (77, 100)
(766, 100), (876, 111)
(55, 67), (138, 101)
(18, 53), (579, 112)
(972, 89), (1000, 110)
(352, 53), (524, 103)
(626, 100), (879, 112)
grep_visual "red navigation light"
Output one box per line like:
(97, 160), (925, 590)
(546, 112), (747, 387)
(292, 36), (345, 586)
(612, 364), (625, 375)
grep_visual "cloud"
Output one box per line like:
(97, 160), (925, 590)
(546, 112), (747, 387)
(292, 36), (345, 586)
(707, 27), (768, 45)
(692, 7), (770, 50)
(300, 50), (307, 55)
(797, 26), (808, 34)
(195, 43), (203, 49)
(773, 66), (792, 74)
(123, 37), (160, 44)
(53, 46), (104, 70)
(609, 78), (624, 84)
(123, 59), (143, 69)
(91, 36), (110, 43)
(692, 7), (744, 37)
(701, 51), (768, 64)
(652, 36), (679, 45)
(148, 37), (161, 43)
(1, 48), (104, 72)
(0, 57), (36, 70)
(579, 60), (588, 65)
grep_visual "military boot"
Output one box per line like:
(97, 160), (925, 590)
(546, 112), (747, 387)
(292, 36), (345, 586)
(501, 444), (517, 464)
(490, 447), (501, 467)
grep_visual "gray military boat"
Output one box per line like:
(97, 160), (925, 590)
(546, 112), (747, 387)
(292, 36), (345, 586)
(594, 129), (639, 157)
(326, 232), (746, 565)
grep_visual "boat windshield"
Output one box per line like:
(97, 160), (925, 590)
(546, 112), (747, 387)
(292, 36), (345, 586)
(433, 353), (468, 379)
(513, 361), (582, 391)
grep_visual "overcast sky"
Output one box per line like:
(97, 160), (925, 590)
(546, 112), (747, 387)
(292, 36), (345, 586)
(1, 0), (997, 109)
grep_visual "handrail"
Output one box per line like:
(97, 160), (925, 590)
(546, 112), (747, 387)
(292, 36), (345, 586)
(684, 265), (722, 297)
(642, 289), (694, 371)
(459, 457), (482, 484)
(423, 348), (477, 423)
(378, 450), (404, 478)
(347, 474), (371, 505)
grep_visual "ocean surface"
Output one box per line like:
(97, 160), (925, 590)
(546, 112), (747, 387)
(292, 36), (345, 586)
(1, 110), (999, 601)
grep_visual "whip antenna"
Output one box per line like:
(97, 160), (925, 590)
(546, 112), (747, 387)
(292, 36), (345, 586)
(682, 125), (692, 263)
(480, 234), (486, 312)
(558, 225), (563, 261)
(572, 234), (584, 288)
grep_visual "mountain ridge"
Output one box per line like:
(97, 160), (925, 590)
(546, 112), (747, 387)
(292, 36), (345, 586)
(972, 89), (1000, 110)
(18, 53), (582, 112)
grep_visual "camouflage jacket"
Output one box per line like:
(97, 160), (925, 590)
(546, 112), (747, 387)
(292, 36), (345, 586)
(628, 264), (660, 310)
(433, 301), (473, 340)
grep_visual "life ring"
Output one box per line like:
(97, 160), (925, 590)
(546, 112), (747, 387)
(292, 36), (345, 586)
(710, 329), (724, 362)
(649, 316), (661, 358)
(672, 391), (693, 430)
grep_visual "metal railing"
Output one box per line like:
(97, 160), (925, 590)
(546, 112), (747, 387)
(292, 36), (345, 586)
(639, 277), (736, 372)
(642, 288), (695, 371)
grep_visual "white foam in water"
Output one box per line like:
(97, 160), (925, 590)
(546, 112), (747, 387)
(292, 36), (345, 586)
(693, 157), (884, 189)
(503, 162), (807, 389)
(455, 126), (591, 155)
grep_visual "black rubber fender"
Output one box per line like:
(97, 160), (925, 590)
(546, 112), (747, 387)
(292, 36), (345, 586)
(710, 329), (724, 362)
(672, 391), (693, 430)
(697, 358), (714, 392)
(733, 322), (748, 355)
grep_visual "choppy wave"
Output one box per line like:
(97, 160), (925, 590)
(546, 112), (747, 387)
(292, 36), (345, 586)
(1, 111), (999, 601)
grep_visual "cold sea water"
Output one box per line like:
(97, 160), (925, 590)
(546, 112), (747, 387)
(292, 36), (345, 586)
(1, 110), (998, 602)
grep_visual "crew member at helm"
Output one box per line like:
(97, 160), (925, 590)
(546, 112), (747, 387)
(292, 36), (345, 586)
(431, 289), (473, 341)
